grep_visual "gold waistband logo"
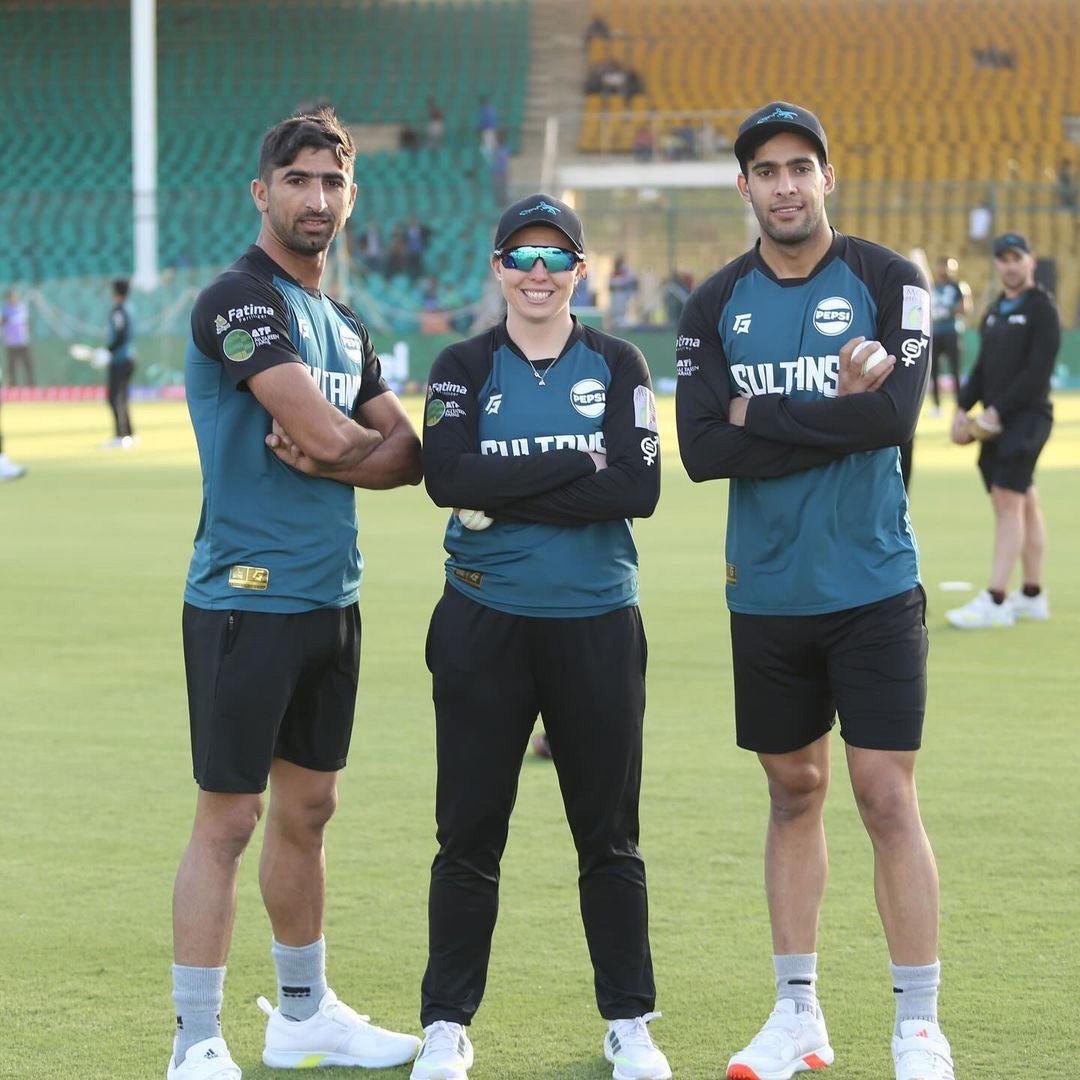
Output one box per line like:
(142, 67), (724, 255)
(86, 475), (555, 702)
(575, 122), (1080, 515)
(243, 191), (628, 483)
(229, 565), (269, 591)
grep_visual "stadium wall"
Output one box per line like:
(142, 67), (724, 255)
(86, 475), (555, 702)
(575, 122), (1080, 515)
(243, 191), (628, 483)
(7, 328), (1080, 398)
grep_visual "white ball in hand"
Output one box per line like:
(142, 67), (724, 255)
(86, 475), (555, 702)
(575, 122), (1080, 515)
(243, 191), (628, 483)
(851, 339), (888, 376)
(457, 508), (493, 531)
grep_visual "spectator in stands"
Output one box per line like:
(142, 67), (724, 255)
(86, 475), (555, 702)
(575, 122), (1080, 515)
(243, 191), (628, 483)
(930, 256), (973, 415)
(968, 197), (993, 252)
(1056, 159), (1077, 212)
(101, 278), (137, 450)
(386, 225), (409, 278)
(426, 97), (446, 150)
(661, 270), (692, 325)
(632, 123), (654, 162)
(584, 15), (611, 46)
(360, 220), (384, 274)
(489, 131), (511, 206)
(608, 255), (638, 328)
(405, 217), (430, 280)
(946, 232), (1060, 630)
(477, 95), (499, 159)
(2, 289), (35, 387)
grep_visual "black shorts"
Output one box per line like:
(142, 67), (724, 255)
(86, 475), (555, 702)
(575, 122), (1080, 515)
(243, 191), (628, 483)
(730, 586), (928, 754)
(182, 602), (361, 793)
(978, 410), (1052, 494)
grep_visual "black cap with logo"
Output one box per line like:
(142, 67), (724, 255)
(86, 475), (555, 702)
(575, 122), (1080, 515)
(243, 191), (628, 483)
(493, 193), (585, 253)
(992, 232), (1031, 257)
(733, 101), (829, 170)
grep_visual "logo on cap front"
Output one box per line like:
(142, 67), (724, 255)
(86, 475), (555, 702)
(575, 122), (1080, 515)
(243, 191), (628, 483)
(520, 201), (561, 217)
(758, 107), (799, 124)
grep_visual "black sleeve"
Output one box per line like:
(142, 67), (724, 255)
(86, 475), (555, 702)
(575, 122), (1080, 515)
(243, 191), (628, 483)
(744, 255), (930, 450)
(190, 273), (301, 387)
(675, 287), (842, 481)
(107, 306), (130, 354)
(957, 309), (989, 412)
(422, 338), (595, 510)
(989, 294), (1061, 420)
(496, 339), (661, 524)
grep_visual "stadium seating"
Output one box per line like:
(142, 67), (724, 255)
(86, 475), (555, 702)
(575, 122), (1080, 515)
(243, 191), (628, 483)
(578, 0), (1080, 318)
(0, 0), (529, 329)
(580, 0), (1079, 183)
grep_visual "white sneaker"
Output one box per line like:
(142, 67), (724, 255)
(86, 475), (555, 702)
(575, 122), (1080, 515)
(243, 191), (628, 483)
(258, 989), (421, 1068)
(892, 1019), (955, 1080)
(166, 1037), (241, 1079)
(726, 999), (834, 1079)
(945, 590), (1014, 629)
(604, 1013), (672, 1080)
(0, 454), (26, 481)
(410, 1021), (474, 1080)
(1006, 588), (1049, 621)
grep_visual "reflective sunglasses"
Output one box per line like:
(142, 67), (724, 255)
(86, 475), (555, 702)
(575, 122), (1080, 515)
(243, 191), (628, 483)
(494, 245), (582, 272)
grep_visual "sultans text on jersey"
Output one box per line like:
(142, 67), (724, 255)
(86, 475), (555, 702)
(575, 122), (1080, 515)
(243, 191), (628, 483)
(730, 355), (844, 398)
(481, 432), (606, 456)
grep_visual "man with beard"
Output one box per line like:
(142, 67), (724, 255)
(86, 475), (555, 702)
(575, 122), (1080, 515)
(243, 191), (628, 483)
(675, 103), (954, 1080)
(945, 232), (1059, 629)
(169, 109), (423, 1078)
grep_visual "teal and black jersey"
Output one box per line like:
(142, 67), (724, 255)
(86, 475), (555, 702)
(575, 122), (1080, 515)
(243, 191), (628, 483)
(423, 318), (660, 617)
(676, 230), (930, 616)
(184, 245), (389, 613)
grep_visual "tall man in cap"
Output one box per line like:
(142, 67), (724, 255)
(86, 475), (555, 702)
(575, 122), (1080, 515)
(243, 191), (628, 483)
(676, 103), (954, 1080)
(946, 232), (1060, 629)
(411, 194), (669, 1080)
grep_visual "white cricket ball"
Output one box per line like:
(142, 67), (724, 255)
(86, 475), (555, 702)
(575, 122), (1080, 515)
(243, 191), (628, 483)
(851, 339), (888, 376)
(457, 508), (493, 531)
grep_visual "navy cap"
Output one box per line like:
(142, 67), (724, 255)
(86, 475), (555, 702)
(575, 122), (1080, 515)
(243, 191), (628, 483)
(733, 101), (828, 170)
(992, 232), (1031, 257)
(493, 193), (585, 253)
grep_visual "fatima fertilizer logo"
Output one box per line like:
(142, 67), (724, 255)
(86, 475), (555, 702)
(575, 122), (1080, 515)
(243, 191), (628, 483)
(520, 201), (560, 217)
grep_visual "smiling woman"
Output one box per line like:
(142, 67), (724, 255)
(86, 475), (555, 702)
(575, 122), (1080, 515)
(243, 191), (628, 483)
(412, 191), (670, 1080)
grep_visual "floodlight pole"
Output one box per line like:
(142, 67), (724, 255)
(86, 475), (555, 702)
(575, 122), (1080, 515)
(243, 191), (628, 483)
(131, 0), (159, 291)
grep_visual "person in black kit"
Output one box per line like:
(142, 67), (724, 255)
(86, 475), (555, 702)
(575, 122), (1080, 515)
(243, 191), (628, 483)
(929, 256), (972, 415)
(946, 232), (1060, 629)
(101, 278), (137, 449)
(411, 194), (669, 1080)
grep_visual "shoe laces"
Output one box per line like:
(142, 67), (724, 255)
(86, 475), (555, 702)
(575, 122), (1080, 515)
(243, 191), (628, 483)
(422, 1020), (466, 1057)
(320, 992), (372, 1026)
(748, 1004), (815, 1052)
(609, 1012), (662, 1051)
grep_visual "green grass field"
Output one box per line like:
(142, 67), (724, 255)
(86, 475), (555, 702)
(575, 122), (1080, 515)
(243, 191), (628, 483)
(1, 396), (1078, 1079)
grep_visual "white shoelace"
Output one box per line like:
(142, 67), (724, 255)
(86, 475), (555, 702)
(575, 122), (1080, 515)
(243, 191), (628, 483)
(421, 1020), (465, 1057)
(610, 1012), (662, 1051)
